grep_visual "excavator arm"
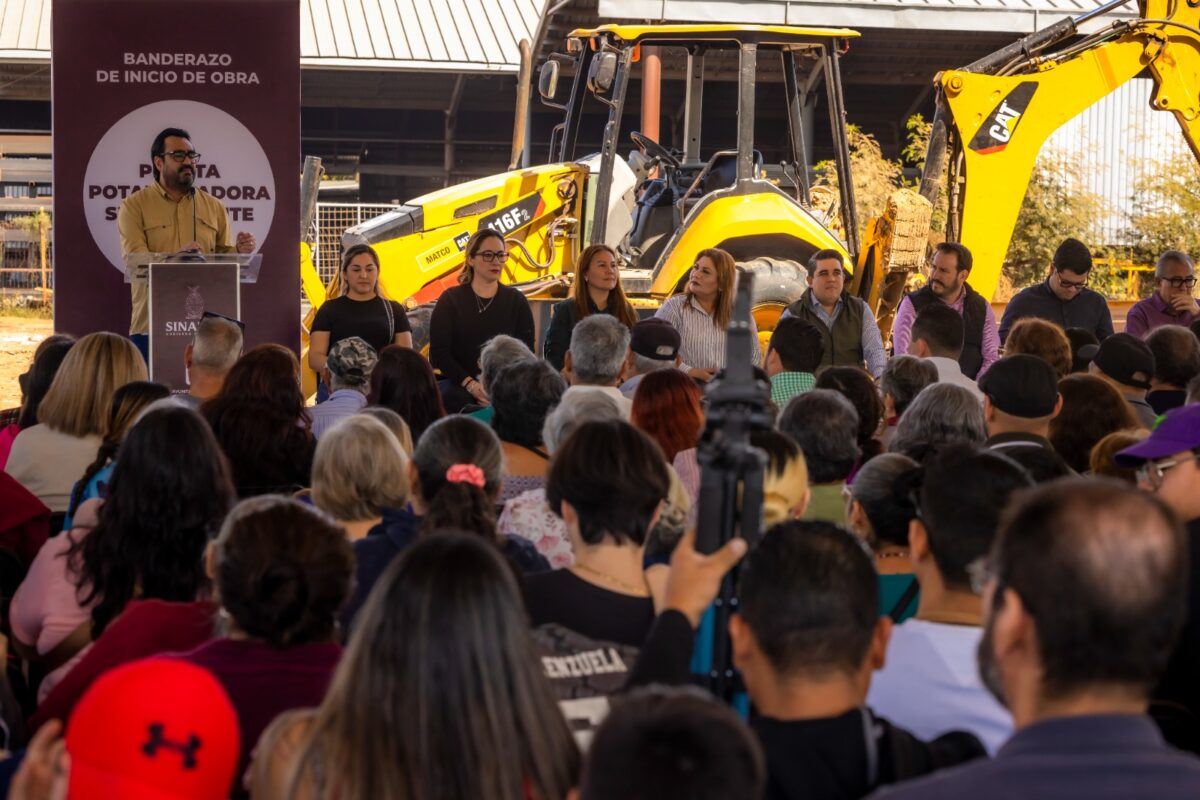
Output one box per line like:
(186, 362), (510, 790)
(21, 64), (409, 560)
(919, 0), (1200, 302)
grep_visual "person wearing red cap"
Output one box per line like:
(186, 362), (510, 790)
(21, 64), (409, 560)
(9, 659), (239, 800)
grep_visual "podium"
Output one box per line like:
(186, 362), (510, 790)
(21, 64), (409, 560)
(125, 253), (262, 390)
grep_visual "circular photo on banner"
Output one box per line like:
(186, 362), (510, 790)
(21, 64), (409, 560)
(83, 99), (275, 273)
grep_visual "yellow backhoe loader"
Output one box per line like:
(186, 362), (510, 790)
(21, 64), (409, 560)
(299, 23), (932, 381)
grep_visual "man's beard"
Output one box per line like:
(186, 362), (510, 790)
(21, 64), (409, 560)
(168, 167), (195, 193)
(977, 614), (1009, 710)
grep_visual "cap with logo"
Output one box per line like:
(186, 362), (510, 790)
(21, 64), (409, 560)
(326, 336), (379, 386)
(630, 317), (681, 361)
(67, 659), (240, 800)
(1115, 404), (1200, 466)
(1089, 333), (1155, 391)
(977, 354), (1060, 418)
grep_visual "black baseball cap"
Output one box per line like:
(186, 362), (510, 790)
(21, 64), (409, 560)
(630, 317), (681, 361)
(1091, 333), (1155, 390)
(978, 354), (1061, 418)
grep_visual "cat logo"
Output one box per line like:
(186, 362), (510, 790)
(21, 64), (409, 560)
(967, 82), (1038, 155)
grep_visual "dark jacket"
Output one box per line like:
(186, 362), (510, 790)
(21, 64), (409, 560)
(343, 506), (548, 635)
(998, 279), (1114, 344)
(786, 289), (868, 371)
(909, 283), (988, 379)
(756, 708), (985, 800)
(543, 295), (627, 371)
(871, 715), (1200, 800)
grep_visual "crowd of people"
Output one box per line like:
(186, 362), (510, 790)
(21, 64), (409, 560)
(2, 233), (1200, 800)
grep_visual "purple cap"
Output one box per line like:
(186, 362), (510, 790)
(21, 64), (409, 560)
(1114, 404), (1200, 466)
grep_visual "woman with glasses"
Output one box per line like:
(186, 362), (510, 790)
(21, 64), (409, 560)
(654, 247), (760, 383)
(429, 229), (535, 412)
(309, 244), (413, 399)
(543, 244), (638, 371)
(1126, 250), (1200, 338)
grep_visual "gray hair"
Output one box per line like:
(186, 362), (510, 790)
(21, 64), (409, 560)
(569, 314), (631, 385)
(633, 353), (676, 377)
(541, 391), (623, 452)
(191, 316), (243, 371)
(479, 334), (536, 392)
(777, 388), (860, 484)
(880, 355), (938, 416)
(889, 383), (987, 457)
(1156, 250), (1194, 279)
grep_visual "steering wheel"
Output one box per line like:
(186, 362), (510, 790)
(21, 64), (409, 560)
(631, 131), (681, 169)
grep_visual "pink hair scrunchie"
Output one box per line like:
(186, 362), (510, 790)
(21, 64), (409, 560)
(445, 463), (486, 488)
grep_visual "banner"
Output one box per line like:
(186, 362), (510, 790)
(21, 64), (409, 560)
(52, 0), (300, 351)
(149, 261), (240, 389)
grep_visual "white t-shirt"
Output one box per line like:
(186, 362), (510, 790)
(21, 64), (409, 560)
(866, 618), (1012, 754)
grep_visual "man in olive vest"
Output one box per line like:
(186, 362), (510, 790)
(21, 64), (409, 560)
(892, 242), (999, 380)
(781, 249), (886, 378)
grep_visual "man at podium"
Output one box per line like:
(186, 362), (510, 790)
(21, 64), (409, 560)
(117, 127), (256, 358)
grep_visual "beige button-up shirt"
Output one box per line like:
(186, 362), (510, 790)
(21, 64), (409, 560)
(117, 182), (234, 334)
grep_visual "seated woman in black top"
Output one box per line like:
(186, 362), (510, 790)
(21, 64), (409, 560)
(525, 419), (671, 647)
(429, 229), (536, 412)
(543, 244), (638, 371)
(309, 243), (412, 396)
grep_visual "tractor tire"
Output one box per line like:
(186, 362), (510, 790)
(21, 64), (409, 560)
(407, 303), (435, 357)
(737, 257), (808, 351)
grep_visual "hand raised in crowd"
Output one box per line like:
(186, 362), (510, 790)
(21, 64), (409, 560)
(663, 529), (749, 627)
(8, 721), (69, 800)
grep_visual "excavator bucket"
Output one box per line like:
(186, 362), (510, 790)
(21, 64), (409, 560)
(854, 189), (933, 340)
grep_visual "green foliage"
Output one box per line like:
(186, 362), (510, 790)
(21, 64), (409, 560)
(813, 124), (907, 228)
(1126, 157), (1200, 265)
(1002, 150), (1107, 290)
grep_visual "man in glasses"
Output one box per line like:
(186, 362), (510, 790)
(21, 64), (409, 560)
(997, 238), (1113, 345)
(117, 127), (257, 360)
(1117, 405), (1200, 751)
(1126, 250), (1200, 339)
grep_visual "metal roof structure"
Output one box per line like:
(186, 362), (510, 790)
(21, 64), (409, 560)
(0, 0), (543, 72)
(596, 0), (1138, 33)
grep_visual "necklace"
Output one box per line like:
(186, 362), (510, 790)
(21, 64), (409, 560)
(571, 562), (649, 596)
(876, 551), (910, 559)
(919, 610), (981, 627)
(474, 291), (496, 314)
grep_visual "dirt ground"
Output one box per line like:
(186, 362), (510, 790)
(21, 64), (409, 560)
(0, 317), (53, 410)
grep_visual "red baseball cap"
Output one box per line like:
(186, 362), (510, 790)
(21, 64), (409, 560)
(66, 659), (240, 800)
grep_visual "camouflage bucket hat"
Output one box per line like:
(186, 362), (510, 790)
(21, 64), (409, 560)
(326, 336), (378, 386)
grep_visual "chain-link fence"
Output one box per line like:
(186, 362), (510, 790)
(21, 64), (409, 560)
(312, 203), (400, 286)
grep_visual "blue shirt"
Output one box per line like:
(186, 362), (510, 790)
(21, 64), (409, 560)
(308, 389), (368, 439)
(869, 714), (1200, 800)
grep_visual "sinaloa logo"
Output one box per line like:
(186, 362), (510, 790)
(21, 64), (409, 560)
(83, 99), (275, 273)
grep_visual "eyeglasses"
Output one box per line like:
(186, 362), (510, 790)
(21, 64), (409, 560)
(1163, 276), (1198, 289)
(160, 150), (201, 163)
(1136, 453), (1200, 489)
(201, 310), (245, 331)
(1056, 274), (1088, 290)
(474, 250), (509, 263)
(966, 557), (994, 596)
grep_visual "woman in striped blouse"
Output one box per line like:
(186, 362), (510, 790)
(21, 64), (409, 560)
(654, 247), (761, 382)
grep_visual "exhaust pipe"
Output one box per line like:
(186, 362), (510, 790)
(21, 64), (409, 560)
(510, 39), (533, 170)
